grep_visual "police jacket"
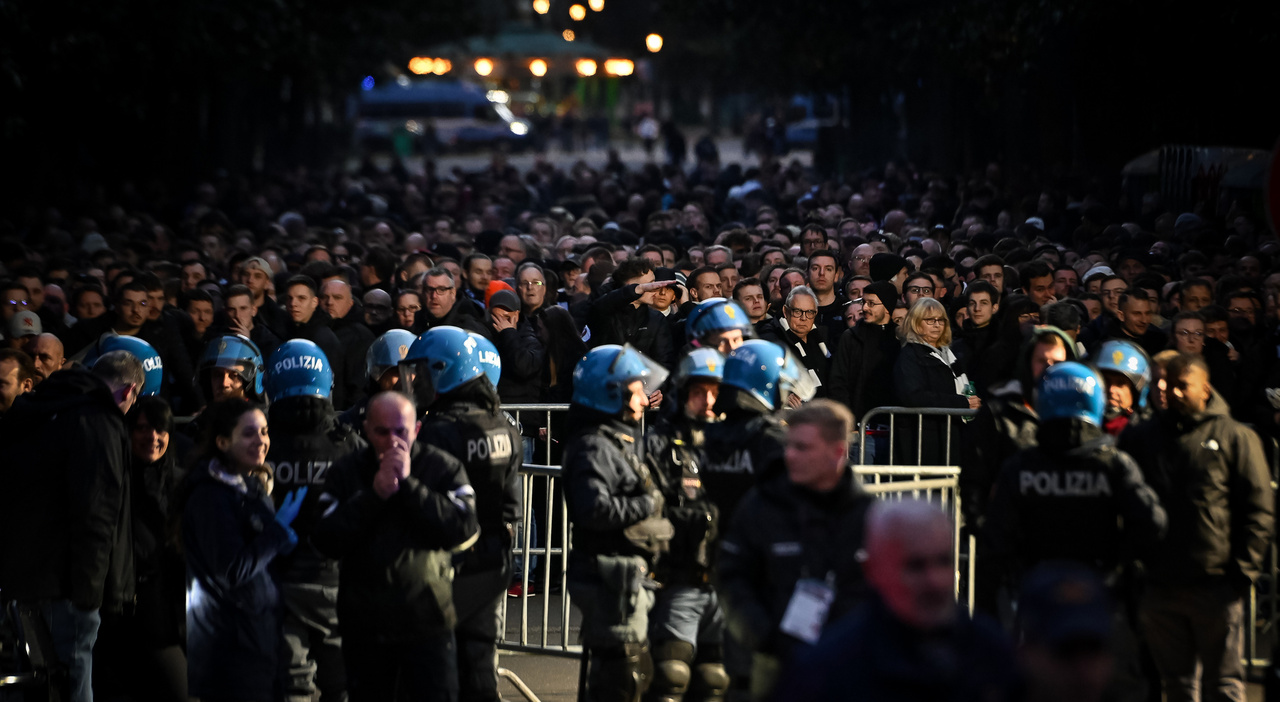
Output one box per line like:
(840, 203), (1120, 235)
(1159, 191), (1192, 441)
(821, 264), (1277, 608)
(266, 395), (366, 585)
(562, 407), (665, 565)
(1118, 391), (1275, 590)
(828, 321), (899, 420)
(777, 595), (1019, 702)
(716, 469), (874, 660)
(586, 283), (676, 368)
(960, 379), (1039, 526)
(285, 310), (348, 408)
(644, 413), (719, 585)
(330, 313), (375, 411)
(182, 459), (292, 702)
(700, 389), (788, 525)
(984, 419), (1166, 577)
(758, 318), (832, 395)
(0, 368), (135, 613)
(419, 380), (522, 571)
(312, 442), (479, 640)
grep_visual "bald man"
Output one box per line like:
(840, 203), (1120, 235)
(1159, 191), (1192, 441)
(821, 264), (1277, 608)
(716, 400), (875, 698)
(313, 392), (479, 702)
(323, 279), (374, 409)
(779, 500), (1018, 701)
(24, 333), (65, 382)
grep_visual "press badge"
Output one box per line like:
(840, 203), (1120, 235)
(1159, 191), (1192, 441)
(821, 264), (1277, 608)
(779, 575), (835, 645)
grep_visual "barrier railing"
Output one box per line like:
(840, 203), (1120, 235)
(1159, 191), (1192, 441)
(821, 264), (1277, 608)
(857, 405), (977, 465)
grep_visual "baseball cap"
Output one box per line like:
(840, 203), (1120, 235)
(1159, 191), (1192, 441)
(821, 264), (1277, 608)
(8, 310), (42, 339)
(489, 290), (520, 312)
(1018, 562), (1112, 647)
(241, 257), (273, 276)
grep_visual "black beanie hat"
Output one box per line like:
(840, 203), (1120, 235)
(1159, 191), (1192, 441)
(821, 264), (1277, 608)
(864, 281), (899, 311)
(869, 253), (908, 283)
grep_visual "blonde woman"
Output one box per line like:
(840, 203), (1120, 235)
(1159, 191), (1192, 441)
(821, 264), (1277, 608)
(892, 298), (980, 465)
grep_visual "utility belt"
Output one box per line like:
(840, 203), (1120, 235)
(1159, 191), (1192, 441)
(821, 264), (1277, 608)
(455, 523), (515, 573)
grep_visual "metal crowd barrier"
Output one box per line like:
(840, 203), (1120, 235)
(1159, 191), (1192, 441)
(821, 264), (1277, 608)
(857, 405), (977, 465)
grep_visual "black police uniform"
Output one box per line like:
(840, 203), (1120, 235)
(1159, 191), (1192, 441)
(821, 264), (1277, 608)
(984, 418), (1167, 702)
(699, 388), (787, 528)
(266, 395), (365, 702)
(563, 406), (673, 702)
(418, 379), (522, 702)
(644, 413), (729, 702)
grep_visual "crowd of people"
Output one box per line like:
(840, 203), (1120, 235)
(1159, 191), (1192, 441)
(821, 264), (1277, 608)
(0, 147), (1276, 702)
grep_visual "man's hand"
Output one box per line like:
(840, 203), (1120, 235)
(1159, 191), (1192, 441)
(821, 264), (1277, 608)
(492, 308), (519, 332)
(372, 467), (400, 500)
(967, 395), (982, 410)
(786, 392), (803, 409)
(635, 280), (677, 295)
(380, 437), (412, 481)
(647, 390), (663, 408)
(229, 315), (252, 338)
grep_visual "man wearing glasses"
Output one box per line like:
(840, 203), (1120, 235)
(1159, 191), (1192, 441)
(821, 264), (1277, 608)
(829, 281), (901, 463)
(416, 267), (492, 340)
(901, 272), (936, 310)
(759, 286), (831, 403)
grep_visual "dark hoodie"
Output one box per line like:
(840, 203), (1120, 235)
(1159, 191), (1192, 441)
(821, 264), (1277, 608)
(701, 386), (788, 524)
(0, 367), (135, 612)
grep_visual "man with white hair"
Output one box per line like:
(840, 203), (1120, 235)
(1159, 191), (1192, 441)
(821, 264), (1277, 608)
(779, 500), (1019, 701)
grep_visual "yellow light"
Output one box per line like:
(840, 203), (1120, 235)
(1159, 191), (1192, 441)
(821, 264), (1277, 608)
(563, 29), (576, 41)
(603, 58), (634, 76)
(408, 57), (432, 75)
(576, 59), (597, 76)
(646, 33), (663, 52)
(588, 0), (604, 10)
(529, 59), (548, 77)
(474, 58), (494, 76)
(532, 0), (550, 12)
(569, 4), (586, 20)
(433, 58), (452, 74)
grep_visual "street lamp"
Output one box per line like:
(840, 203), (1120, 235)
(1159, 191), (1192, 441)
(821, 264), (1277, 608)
(646, 33), (663, 52)
(588, 0), (604, 10)
(603, 58), (634, 76)
(474, 58), (494, 76)
(532, 0), (549, 13)
(569, 4), (586, 20)
(529, 59), (548, 77)
(563, 29), (576, 41)
(576, 59), (597, 76)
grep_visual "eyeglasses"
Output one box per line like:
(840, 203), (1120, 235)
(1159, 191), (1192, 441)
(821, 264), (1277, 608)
(787, 308), (817, 319)
(519, 280), (545, 288)
(423, 286), (454, 296)
(853, 256), (871, 262)
(921, 318), (947, 326)
(6, 299), (28, 306)
(906, 286), (934, 295)
(335, 254), (351, 263)
(1176, 329), (1204, 338)
(863, 299), (880, 307)
(1228, 307), (1255, 315)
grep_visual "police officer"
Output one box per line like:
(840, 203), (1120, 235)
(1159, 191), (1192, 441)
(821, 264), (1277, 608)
(984, 361), (1166, 702)
(644, 348), (730, 702)
(197, 334), (265, 405)
(701, 339), (813, 524)
(264, 339), (365, 702)
(408, 326), (521, 702)
(1093, 339), (1152, 436)
(564, 344), (673, 702)
(81, 333), (165, 397)
(338, 328), (416, 434)
(685, 298), (753, 355)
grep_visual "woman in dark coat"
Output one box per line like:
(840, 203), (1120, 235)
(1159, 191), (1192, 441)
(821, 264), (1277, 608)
(180, 399), (305, 702)
(892, 297), (981, 465)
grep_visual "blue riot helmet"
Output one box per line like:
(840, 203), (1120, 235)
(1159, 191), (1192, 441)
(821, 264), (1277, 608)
(84, 334), (164, 396)
(721, 339), (815, 412)
(572, 344), (670, 415)
(199, 335), (264, 399)
(1093, 339), (1151, 409)
(674, 347), (725, 420)
(685, 298), (754, 352)
(674, 347), (726, 386)
(468, 332), (502, 388)
(366, 329), (417, 390)
(1037, 362), (1107, 426)
(401, 326), (490, 406)
(264, 340), (333, 402)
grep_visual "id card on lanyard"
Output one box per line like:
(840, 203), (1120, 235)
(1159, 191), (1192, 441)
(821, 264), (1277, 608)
(779, 572), (836, 645)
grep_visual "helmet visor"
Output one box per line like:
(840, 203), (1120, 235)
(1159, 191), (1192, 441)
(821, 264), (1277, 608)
(780, 350), (818, 404)
(617, 344), (670, 396)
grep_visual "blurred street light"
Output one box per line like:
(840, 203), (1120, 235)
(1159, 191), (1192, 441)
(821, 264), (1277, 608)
(588, 0), (604, 10)
(576, 59), (598, 76)
(408, 57), (451, 75)
(532, 0), (550, 13)
(563, 29), (576, 41)
(529, 59), (548, 77)
(474, 58), (494, 76)
(569, 4), (586, 20)
(646, 33), (663, 52)
(603, 58), (634, 76)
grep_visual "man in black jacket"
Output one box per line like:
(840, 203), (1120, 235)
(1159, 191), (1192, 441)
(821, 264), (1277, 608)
(827, 281), (899, 463)
(322, 279), (375, 411)
(0, 351), (144, 702)
(313, 392), (479, 702)
(282, 275), (348, 409)
(417, 267), (493, 340)
(1119, 353), (1274, 701)
(487, 289), (544, 405)
(265, 340), (366, 702)
(716, 400), (875, 699)
(587, 258), (677, 369)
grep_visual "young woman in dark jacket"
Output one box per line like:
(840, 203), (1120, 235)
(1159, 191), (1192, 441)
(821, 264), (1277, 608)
(180, 399), (306, 702)
(892, 298), (981, 466)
